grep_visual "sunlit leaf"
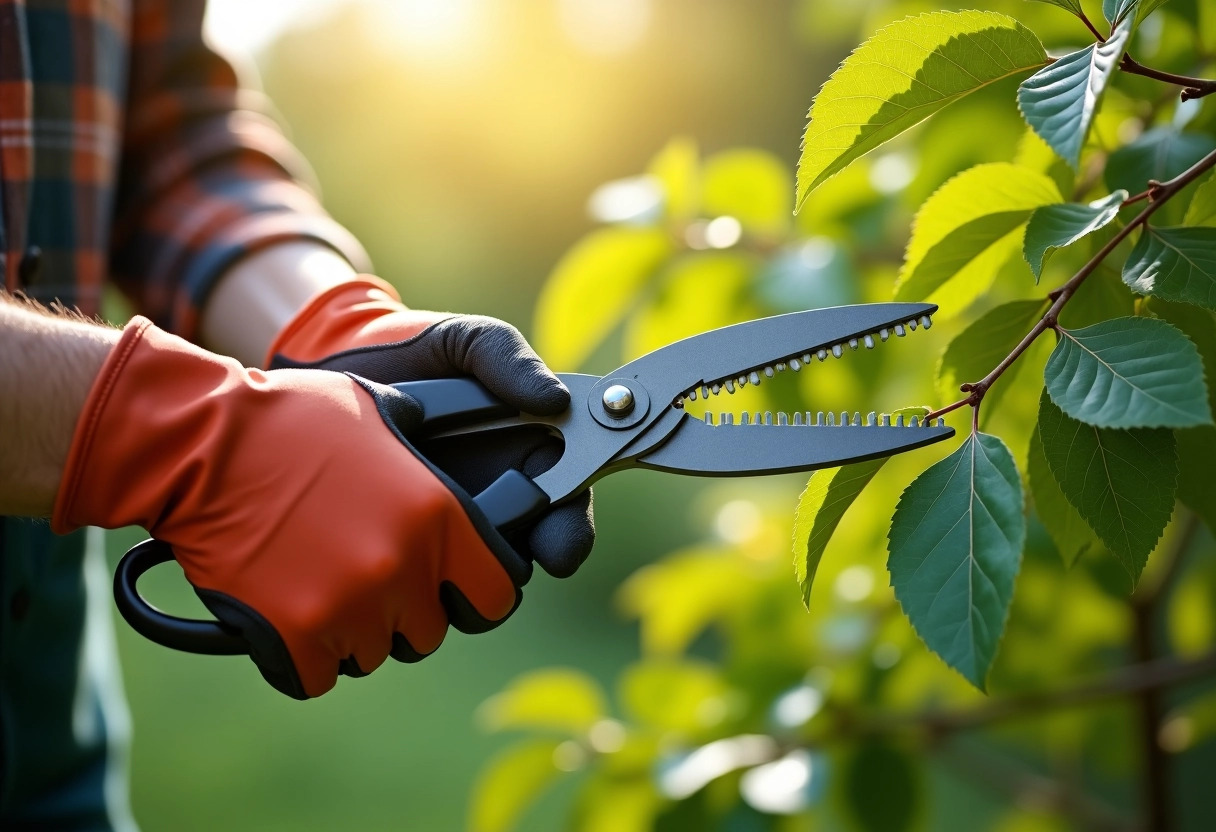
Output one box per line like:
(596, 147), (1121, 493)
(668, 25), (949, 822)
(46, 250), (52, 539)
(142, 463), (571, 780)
(623, 252), (760, 362)
(797, 11), (1047, 205)
(619, 661), (732, 736)
(793, 460), (886, 610)
(648, 137), (700, 221)
(836, 742), (920, 832)
(937, 299), (1047, 419)
(702, 149), (791, 237)
(1124, 226), (1216, 310)
(478, 668), (608, 735)
(1017, 14), (1134, 168)
(1037, 392), (1177, 583)
(535, 228), (670, 369)
(888, 433), (1025, 690)
(469, 739), (567, 832)
(1024, 191), (1127, 282)
(617, 547), (752, 656)
(1028, 425), (1101, 567)
(1184, 173), (1216, 227)
(895, 163), (1061, 307)
(573, 777), (660, 832)
(1044, 317), (1213, 428)
(1104, 127), (1216, 196)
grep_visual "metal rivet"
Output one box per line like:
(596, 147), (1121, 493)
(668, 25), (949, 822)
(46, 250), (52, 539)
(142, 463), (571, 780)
(602, 384), (634, 415)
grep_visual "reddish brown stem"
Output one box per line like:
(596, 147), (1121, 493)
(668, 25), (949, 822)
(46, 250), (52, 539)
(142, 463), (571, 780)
(925, 147), (1216, 424)
(1077, 10), (1106, 42)
(1121, 54), (1216, 101)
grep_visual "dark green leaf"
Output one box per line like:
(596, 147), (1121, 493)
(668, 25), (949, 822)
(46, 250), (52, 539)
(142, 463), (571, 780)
(1044, 317), (1213, 428)
(895, 163), (1061, 307)
(1017, 15), (1134, 168)
(937, 299), (1047, 419)
(1104, 127), (1216, 195)
(1104, 0), (1170, 25)
(793, 460), (886, 609)
(1184, 173), (1216, 227)
(837, 742), (920, 832)
(1124, 226), (1216, 310)
(1038, 392), (1177, 583)
(888, 433), (1025, 690)
(469, 739), (567, 832)
(1028, 426), (1101, 567)
(797, 11), (1047, 204)
(1024, 191), (1128, 282)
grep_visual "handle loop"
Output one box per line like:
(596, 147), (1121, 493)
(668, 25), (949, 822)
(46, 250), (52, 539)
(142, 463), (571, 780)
(113, 539), (248, 655)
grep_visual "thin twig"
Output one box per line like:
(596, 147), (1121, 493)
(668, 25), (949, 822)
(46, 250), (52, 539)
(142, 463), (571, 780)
(926, 147), (1216, 423)
(1121, 54), (1216, 101)
(1078, 10), (1107, 43)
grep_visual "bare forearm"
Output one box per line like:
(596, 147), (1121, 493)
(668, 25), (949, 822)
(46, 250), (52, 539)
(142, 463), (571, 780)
(0, 296), (120, 517)
(200, 242), (358, 366)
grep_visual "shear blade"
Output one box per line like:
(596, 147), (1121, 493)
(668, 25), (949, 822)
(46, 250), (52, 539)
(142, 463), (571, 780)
(635, 414), (954, 476)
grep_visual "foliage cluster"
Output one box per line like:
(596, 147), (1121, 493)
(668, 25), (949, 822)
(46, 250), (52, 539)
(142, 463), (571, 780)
(471, 1), (1216, 829)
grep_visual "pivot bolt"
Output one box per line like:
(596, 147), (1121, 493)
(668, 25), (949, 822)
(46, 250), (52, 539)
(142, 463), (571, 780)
(602, 384), (635, 416)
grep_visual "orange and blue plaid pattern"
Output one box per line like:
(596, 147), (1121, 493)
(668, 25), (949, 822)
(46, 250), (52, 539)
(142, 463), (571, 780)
(0, 0), (368, 337)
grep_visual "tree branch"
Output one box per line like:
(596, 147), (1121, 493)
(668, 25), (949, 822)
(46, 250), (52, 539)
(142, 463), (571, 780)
(1120, 54), (1216, 101)
(927, 146), (1216, 423)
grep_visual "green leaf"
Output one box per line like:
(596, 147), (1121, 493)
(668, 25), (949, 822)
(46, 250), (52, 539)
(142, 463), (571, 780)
(1105, 0), (1170, 25)
(837, 742), (921, 832)
(1037, 392), (1177, 583)
(1017, 14), (1134, 168)
(1024, 191), (1128, 282)
(1104, 127), (1216, 196)
(1028, 426), (1101, 567)
(793, 460), (886, 610)
(797, 11), (1047, 206)
(1044, 317), (1213, 428)
(1184, 173), (1216, 227)
(478, 669), (608, 735)
(535, 228), (670, 369)
(1124, 227), (1216, 310)
(617, 547), (751, 655)
(895, 163), (1062, 306)
(701, 149), (791, 237)
(1027, 0), (1084, 15)
(647, 137), (699, 221)
(469, 739), (567, 832)
(619, 661), (731, 736)
(937, 299), (1047, 419)
(888, 433), (1025, 691)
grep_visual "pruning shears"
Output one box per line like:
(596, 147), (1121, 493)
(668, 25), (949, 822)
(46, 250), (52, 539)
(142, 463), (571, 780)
(115, 302), (953, 656)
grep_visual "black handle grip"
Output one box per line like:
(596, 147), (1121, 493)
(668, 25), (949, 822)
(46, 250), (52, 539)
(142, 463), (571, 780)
(393, 377), (517, 433)
(473, 469), (552, 532)
(113, 539), (248, 655)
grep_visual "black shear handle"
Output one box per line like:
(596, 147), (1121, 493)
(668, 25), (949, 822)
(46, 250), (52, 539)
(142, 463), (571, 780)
(113, 377), (552, 656)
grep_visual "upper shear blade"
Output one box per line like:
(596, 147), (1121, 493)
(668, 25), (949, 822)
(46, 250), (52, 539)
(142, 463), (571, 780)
(615, 303), (937, 405)
(635, 413), (954, 476)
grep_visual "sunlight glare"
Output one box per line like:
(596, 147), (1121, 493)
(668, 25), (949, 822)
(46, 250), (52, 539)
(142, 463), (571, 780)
(559, 0), (651, 56)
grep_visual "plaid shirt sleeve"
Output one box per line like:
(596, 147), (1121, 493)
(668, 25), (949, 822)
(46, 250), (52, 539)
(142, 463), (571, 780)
(109, 0), (371, 339)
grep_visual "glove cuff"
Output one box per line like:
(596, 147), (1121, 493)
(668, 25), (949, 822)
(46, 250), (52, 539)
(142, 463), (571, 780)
(264, 275), (424, 367)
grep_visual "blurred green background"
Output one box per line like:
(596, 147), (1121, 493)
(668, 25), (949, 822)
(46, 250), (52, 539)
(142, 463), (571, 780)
(107, 1), (1216, 830)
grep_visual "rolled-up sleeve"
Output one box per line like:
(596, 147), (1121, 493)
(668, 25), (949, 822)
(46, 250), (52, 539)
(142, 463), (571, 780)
(109, 0), (370, 339)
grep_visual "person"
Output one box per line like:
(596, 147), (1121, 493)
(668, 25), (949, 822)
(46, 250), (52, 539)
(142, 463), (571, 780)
(0, 1), (594, 828)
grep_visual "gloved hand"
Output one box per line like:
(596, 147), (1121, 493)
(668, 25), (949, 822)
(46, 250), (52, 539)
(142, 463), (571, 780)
(266, 276), (594, 579)
(52, 316), (572, 699)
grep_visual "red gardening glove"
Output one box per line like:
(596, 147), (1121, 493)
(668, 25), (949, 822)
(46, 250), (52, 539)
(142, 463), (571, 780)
(53, 318), (547, 698)
(267, 276), (595, 579)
